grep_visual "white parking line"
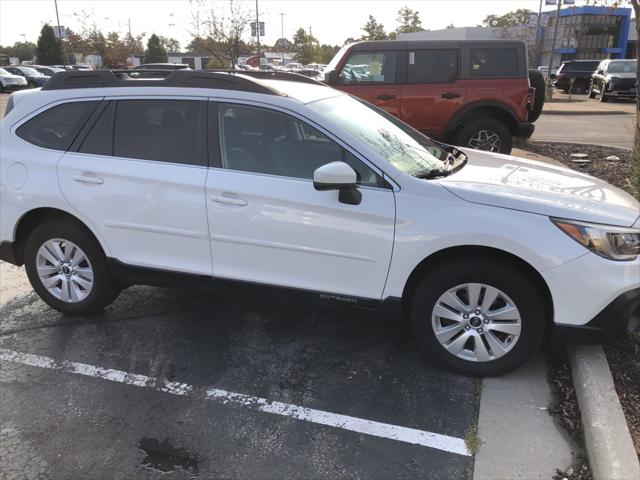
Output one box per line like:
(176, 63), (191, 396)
(0, 348), (471, 457)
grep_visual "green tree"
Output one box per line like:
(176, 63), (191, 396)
(35, 24), (64, 65)
(159, 36), (180, 53)
(482, 9), (533, 28)
(319, 44), (340, 64)
(144, 34), (168, 63)
(361, 15), (388, 41)
(292, 27), (319, 64)
(396, 6), (422, 34)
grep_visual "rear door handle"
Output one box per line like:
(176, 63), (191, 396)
(441, 92), (461, 99)
(210, 194), (248, 207)
(376, 93), (397, 100)
(72, 174), (104, 184)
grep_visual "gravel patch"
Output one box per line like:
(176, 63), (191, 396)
(522, 142), (636, 197)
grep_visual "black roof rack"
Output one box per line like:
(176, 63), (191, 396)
(41, 69), (324, 93)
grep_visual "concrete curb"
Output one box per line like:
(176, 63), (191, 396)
(542, 110), (634, 116)
(568, 345), (640, 480)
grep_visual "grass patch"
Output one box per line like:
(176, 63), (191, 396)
(464, 423), (480, 455)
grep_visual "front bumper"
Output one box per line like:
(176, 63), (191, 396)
(552, 288), (640, 343)
(515, 122), (535, 139)
(607, 89), (636, 99)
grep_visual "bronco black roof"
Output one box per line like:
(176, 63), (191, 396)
(41, 69), (323, 94)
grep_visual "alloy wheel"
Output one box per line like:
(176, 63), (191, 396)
(468, 130), (501, 152)
(36, 239), (94, 303)
(431, 283), (522, 362)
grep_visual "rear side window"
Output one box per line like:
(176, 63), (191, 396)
(112, 100), (202, 165)
(470, 48), (518, 77)
(16, 101), (99, 151)
(409, 50), (458, 83)
(338, 51), (398, 84)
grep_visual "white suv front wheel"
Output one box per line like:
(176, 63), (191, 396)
(24, 220), (119, 315)
(410, 257), (546, 376)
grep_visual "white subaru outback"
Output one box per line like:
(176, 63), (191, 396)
(1, 70), (639, 376)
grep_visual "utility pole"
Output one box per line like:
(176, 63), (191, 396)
(280, 13), (285, 65)
(54, 0), (65, 66)
(535, 0), (543, 66)
(255, 0), (260, 69)
(545, 0), (563, 94)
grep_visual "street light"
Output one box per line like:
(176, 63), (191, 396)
(280, 13), (285, 65)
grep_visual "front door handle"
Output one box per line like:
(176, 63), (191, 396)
(441, 92), (461, 99)
(210, 194), (248, 207)
(376, 93), (397, 101)
(72, 174), (104, 184)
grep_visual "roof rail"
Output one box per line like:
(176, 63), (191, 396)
(41, 69), (279, 95)
(204, 69), (325, 85)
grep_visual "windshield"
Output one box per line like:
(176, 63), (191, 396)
(608, 61), (636, 74)
(19, 67), (42, 76)
(309, 95), (464, 178)
(325, 44), (350, 73)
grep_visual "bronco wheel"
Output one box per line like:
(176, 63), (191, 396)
(453, 118), (513, 155)
(588, 81), (597, 99)
(410, 258), (546, 376)
(24, 220), (119, 315)
(527, 69), (545, 122)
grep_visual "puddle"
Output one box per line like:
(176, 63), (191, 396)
(139, 437), (198, 475)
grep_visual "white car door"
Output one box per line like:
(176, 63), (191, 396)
(205, 102), (396, 300)
(58, 97), (212, 275)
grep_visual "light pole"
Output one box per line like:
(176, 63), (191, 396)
(545, 0), (564, 95)
(280, 13), (285, 65)
(53, 0), (65, 66)
(255, 0), (260, 68)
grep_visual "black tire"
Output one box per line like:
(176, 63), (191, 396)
(410, 258), (546, 376)
(573, 82), (587, 95)
(453, 117), (513, 155)
(24, 219), (119, 315)
(599, 85), (609, 103)
(588, 81), (597, 99)
(27, 81), (36, 89)
(527, 69), (545, 122)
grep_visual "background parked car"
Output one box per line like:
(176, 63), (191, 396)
(553, 60), (600, 94)
(291, 68), (324, 81)
(30, 65), (66, 76)
(134, 63), (190, 70)
(324, 40), (543, 155)
(0, 66), (28, 92)
(3, 65), (49, 88)
(589, 59), (637, 102)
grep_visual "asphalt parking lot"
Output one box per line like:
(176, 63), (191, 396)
(0, 261), (478, 479)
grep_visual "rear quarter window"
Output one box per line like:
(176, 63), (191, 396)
(16, 101), (99, 151)
(469, 47), (519, 77)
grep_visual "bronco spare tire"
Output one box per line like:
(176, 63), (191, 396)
(527, 69), (545, 122)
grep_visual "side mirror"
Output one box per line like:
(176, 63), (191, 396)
(324, 69), (339, 85)
(313, 161), (361, 205)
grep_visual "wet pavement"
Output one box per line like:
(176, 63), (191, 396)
(0, 262), (479, 479)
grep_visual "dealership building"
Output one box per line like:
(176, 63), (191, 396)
(399, 6), (635, 68)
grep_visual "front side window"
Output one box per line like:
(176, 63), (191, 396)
(338, 51), (398, 85)
(113, 100), (202, 165)
(16, 101), (99, 151)
(218, 103), (383, 187)
(470, 48), (518, 77)
(409, 50), (458, 84)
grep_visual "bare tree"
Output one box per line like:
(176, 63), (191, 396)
(188, 0), (252, 68)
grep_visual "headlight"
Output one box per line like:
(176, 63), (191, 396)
(552, 218), (640, 261)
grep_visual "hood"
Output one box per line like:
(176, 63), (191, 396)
(438, 149), (640, 227)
